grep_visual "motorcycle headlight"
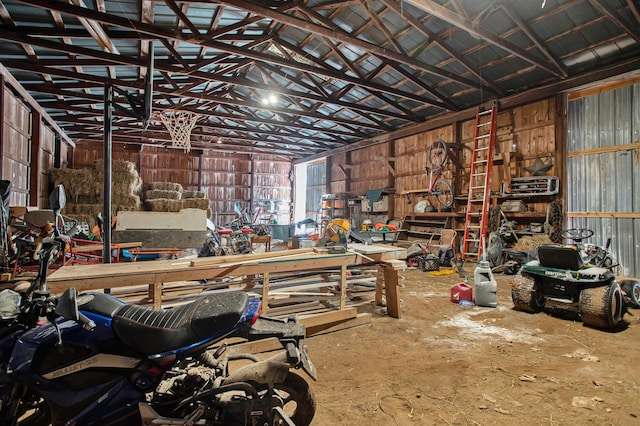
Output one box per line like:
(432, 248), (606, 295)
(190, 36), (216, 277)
(0, 289), (22, 320)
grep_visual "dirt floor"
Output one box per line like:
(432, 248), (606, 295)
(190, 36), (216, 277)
(304, 267), (640, 426)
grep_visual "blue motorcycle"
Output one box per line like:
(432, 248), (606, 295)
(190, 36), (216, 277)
(0, 185), (316, 425)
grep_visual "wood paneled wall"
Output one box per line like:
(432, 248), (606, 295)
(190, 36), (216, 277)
(1, 89), (31, 206)
(327, 97), (562, 220)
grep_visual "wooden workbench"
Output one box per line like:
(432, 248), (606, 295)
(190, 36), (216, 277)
(48, 245), (406, 318)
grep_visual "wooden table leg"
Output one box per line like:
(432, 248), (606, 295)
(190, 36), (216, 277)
(375, 265), (384, 306)
(150, 282), (163, 309)
(382, 263), (400, 319)
(262, 272), (270, 315)
(340, 264), (347, 310)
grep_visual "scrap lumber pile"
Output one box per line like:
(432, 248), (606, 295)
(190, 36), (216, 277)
(48, 245), (407, 334)
(120, 246), (405, 333)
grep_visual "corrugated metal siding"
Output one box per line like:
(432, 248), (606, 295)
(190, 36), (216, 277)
(567, 83), (639, 278)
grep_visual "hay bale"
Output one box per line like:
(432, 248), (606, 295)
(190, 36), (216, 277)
(62, 203), (103, 216)
(182, 198), (210, 210)
(144, 199), (184, 212)
(52, 160), (142, 206)
(112, 194), (141, 209)
(50, 168), (95, 203)
(182, 190), (205, 199)
(94, 160), (143, 197)
(513, 235), (553, 251)
(145, 189), (181, 200)
(148, 182), (183, 193)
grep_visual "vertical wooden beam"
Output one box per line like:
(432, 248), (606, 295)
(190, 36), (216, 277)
(344, 151), (352, 193)
(451, 121), (460, 197)
(262, 272), (270, 315)
(54, 134), (63, 169)
(340, 264), (347, 310)
(137, 144), (143, 181)
(387, 140), (395, 218)
(325, 156), (332, 194)
(249, 155), (255, 211)
(197, 150), (203, 191)
(0, 75), (4, 178)
(29, 111), (42, 206)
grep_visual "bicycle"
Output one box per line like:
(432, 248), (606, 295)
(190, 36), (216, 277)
(400, 139), (454, 208)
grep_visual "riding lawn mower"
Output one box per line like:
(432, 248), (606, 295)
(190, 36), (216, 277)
(511, 228), (640, 329)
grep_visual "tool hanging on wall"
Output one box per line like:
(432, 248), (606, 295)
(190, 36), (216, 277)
(461, 102), (498, 265)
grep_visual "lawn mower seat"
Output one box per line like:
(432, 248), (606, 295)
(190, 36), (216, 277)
(537, 245), (583, 270)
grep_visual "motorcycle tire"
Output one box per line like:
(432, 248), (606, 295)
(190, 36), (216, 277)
(579, 282), (624, 329)
(256, 371), (316, 426)
(511, 272), (545, 313)
(620, 280), (640, 309)
(1, 397), (50, 426)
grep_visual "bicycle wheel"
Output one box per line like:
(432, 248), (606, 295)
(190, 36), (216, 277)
(433, 179), (453, 208)
(428, 139), (448, 169)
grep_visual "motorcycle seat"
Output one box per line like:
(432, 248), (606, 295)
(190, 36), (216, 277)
(218, 229), (233, 235)
(537, 245), (583, 270)
(111, 292), (249, 355)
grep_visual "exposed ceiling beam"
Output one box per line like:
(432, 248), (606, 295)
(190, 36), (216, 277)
(589, 0), (640, 44)
(403, 0), (567, 78)
(215, 0), (494, 94)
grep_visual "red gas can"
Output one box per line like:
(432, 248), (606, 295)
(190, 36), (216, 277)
(450, 282), (473, 303)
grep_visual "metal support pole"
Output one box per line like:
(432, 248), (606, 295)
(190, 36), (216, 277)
(103, 84), (113, 264)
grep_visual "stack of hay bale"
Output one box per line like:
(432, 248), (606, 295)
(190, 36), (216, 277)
(144, 182), (211, 216)
(50, 160), (142, 227)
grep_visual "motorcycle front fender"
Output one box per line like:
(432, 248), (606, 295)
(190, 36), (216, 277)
(223, 359), (289, 387)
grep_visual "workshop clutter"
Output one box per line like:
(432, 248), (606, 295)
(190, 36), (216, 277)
(406, 241), (455, 272)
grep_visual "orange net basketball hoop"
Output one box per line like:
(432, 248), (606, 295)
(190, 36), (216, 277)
(159, 110), (199, 152)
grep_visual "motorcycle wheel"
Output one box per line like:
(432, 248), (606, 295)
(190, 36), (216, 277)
(511, 272), (545, 313)
(4, 398), (50, 426)
(620, 280), (640, 309)
(257, 372), (315, 426)
(579, 282), (624, 329)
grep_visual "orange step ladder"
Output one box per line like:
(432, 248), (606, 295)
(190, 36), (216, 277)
(462, 103), (498, 263)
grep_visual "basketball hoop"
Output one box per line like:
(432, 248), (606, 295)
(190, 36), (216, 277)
(158, 110), (199, 152)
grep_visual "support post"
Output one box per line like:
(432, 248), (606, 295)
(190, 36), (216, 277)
(103, 84), (113, 265)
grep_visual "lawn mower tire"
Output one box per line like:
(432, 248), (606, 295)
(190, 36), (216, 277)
(620, 280), (640, 309)
(579, 282), (624, 329)
(511, 272), (545, 313)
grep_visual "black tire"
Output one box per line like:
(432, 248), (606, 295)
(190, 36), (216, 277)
(2, 395), (50, 426)
(258, 372), (316, 426)
(620, 280), (640, 309)
(511, 272), (545, 313)
(579, 282), (624, 329)
(428, 139), (448, 168)
(433, 179), (453, 208)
